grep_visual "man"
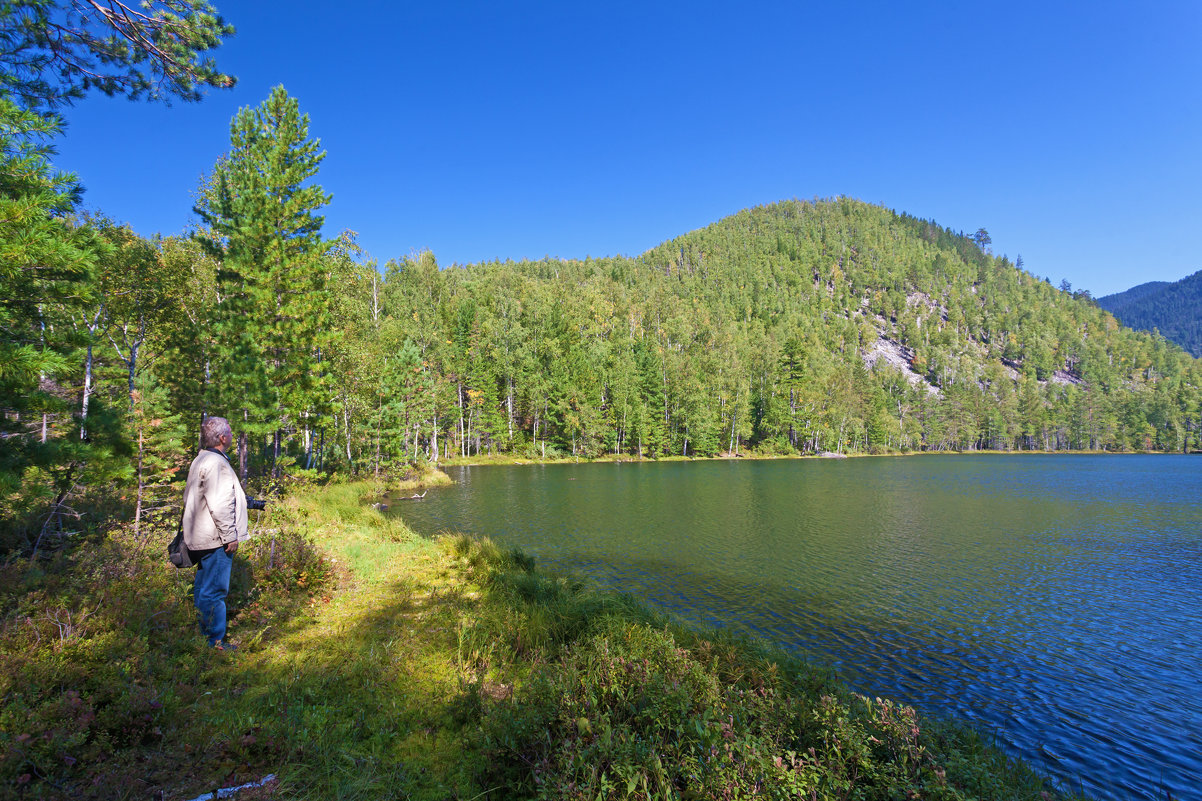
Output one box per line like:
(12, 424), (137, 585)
(181, 415), (248, 649)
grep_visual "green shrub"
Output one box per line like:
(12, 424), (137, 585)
(239, 505), (333, 595)
(0, 483), (1078, 801)
(479, 616), (1057, 800)
(0, 508), (330, 799)
(449, 533), (1066, 801)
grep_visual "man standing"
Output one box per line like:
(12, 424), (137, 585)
(181, 416), (248, 649)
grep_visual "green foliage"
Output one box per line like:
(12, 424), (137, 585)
(1, 537), (209, 794)
(0, 10), (1180, 793)
(0, 500), (333, 798)
(452, 535), (1066, 801)
(1098, 270), (1202, 357)
(328, 199), (1200, 463)
(0, 0), (235, 109)
(0, 480), (1088, 800)
(0, 0), (234, 543)
(127, 368), (189, 535)
(194, 84), (335, 474)
(236, 499), (334, 597)
(0, 95), (89, 484)
(0, 91), (144, 546)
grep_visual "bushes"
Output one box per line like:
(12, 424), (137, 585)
(479, 622), (968, 800)
(238, 503), (334, 596)
(0, 505), (332, 799)
(455, 537), (1065, 801)
(0, 537), (197, 795)
(0, 483), (1075, 800)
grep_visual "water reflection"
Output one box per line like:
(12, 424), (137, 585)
(391, 455), (1202, 801)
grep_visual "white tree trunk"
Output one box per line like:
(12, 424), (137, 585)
(80, 341), (93, 439)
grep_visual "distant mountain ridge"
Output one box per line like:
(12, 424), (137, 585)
(1098, 270), (1202, 357)
(1097, 281), (1171, 312)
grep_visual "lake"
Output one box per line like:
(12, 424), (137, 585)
(388, 455), (1202, 800)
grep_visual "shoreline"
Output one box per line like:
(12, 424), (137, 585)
(435, 446), (1186, 469)
(317, 481), (1086, 799)
(0, 477), (1095, 799)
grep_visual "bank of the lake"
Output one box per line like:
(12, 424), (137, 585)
(395, 455), (1202, 801)
(436, 447), (1185, 470)
(0, 476), (1084, 800)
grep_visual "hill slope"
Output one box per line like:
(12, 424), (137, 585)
(1098, 270), (1202, 357)
(372, 197), (1201, 457)
(1097, 280), (1171, 313)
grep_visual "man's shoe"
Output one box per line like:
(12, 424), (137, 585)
(214, 641), (238, 651)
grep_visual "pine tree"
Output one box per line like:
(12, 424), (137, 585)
(0, 93), (103, 538)
(0, 0), (235, 109)
(128, 369), (188, 539)
(195, 85), (333, 477)
(0, 0), (233, 544)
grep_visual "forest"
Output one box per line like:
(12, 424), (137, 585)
(1098, 270), (1202, 357)
(4, 2), (1202, 548)
(4, 7), (1200, 800)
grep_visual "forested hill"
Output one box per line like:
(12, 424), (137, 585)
(1097, 270), (1202, 357)
(367, 198), (1199, 460)
(12, 193), (1202, 545)
(1097, 280), (1171, 312)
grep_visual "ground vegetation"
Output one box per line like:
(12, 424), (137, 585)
(0, 8), (1189, 798)
(0, 479), (1086, 800)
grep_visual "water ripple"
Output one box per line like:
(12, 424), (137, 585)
(393, 455), (1202, 801)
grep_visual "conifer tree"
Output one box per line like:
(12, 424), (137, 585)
(0, 92), (101, 536)
(195, 85), (333, 476)
(152, 235), (218, 434)
(128, 368), (188, 539)
(0, 0), (233, 543)
(0, 0), (235, 109)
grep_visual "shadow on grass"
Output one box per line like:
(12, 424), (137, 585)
(189, 567), (494, 800)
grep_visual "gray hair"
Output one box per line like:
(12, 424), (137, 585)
(200, 416), (233, 449)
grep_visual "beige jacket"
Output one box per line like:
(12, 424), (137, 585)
(181, 449), (248, 550)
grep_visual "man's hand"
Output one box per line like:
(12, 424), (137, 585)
(224, 541), (239, 555)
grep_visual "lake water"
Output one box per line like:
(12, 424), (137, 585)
(389, 455), (1202, 800)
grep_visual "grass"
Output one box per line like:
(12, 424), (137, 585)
(0, 476), (1090, 800)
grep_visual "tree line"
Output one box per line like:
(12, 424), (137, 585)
(350, 199), (1200, 465)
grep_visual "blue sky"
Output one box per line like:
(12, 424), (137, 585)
(53, 1), (1202, 297)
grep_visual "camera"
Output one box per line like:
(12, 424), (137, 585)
(247, 497), (268, 511)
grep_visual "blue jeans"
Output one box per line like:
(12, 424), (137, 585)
(194, 545), (233, 646)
